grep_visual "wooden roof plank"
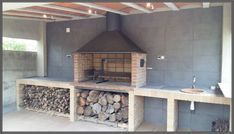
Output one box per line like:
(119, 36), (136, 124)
(76, 3), (128, 15)
(121, 3), (152, 13)
(163, 2), (179, 11)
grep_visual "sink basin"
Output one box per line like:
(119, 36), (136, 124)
(180, 88), (203, 94)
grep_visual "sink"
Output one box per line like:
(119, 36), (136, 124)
(180, 88), (203, 94)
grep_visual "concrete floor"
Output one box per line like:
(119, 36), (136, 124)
(3, 110), (126, 131)
(136, 122), (166, 131)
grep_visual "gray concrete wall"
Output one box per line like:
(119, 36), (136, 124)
(121, 7), (222, 88)
(3, 18), (45, 113)
(3, 18), (42, 40)
(3, 50), (37, 112)
(46, 18), (106, 80)
(3, 18), (47, 77)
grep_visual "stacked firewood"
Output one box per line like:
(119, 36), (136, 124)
(77, 89), (128, 123)
(211, 118), (229, 132)
(22, 85), (70, 114)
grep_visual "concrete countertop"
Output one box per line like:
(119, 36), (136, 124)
(140, 83), (223, 97)
(17, 76), (73, 82)
(16, 77), (74, 89)
(16, 77), (230, 105)
(135, 83), (230, 105)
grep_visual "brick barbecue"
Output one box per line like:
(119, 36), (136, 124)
(73, 12), (146, 88)
(72, 12), (147, 128)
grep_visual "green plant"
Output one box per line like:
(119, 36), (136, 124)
(3, 38), (27, 51)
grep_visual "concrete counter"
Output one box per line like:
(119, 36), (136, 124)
(16, 78), (231, 131)
(129, 83), (231, 131)
(135, 83), (230, 105)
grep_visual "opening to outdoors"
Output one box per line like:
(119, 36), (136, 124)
(2, 37), (38, 52)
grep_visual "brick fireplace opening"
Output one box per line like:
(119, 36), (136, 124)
(73, 52), (146, 87)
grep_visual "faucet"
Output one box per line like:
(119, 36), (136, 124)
(192, 75), (196, 89)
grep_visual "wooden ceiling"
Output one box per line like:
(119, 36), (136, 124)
(3, 2), (223, 22)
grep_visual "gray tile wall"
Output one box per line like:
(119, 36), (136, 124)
(121, 7), (222, 88)
(121, 7), (227, 131)
(47, 18), (106, 80)
(144, 97), (167, 126)
(46, 7), (228, 131)
(178, 101), (230, 131)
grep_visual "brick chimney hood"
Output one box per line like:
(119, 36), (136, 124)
(76, 12), (145, 53)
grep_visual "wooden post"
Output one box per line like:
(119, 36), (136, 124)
(167, 98), (178, 131)
(128, 91), (144, 131)
(69, 86), (77, 122)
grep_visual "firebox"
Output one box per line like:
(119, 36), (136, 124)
(73, 12), (146, 88)
(73, 53), (146, 87)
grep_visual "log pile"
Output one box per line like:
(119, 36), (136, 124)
(22, 85), (70, 114)
(211, 118), (229, 132)
(77, 89), (128, 123)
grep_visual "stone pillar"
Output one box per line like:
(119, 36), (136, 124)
(16, 82), (24, 111)
(128, 91), (144, 131)
(167, 98), (178, 131)
(69, 86), (77, 122)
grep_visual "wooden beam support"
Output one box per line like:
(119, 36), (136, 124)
(4, 12), (64, 21)
(40, 4), (103, 17)
(3, 15), (52, 22)
(121, 3), (152, 13)
(163, 2), (179, 11)
(3, 2), (50, 11)
(202, 2), (210, 8)
(4, 11), (66, 20)
(76, 3), (128, 15)
(17, 8), (77, 19)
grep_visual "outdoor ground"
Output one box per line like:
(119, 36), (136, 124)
(3, 110), (126, 131)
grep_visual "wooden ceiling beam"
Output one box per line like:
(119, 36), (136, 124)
(75, 3), (128, 15)
(4, 12), (66, 21)
(163, 2), (179, 11)
(202, 2), (210, 8)
(17, 8), (77, 19)
(121, 2), (152, 13)
(39, 4), (104, 17)
(3, 15), (53, 22)
(3, 2), (50, 11)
